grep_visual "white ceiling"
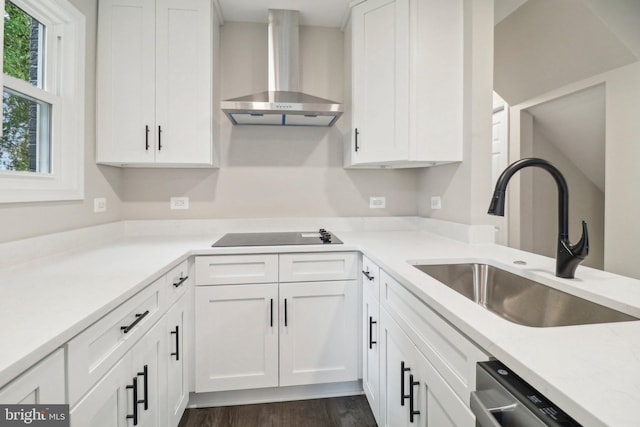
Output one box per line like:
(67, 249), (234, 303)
(216, 0), (353, 27)
(526, 85), (606, 192)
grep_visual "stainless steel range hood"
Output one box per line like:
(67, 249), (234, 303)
(221, 9), (343, 127)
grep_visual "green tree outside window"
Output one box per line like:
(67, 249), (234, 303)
(1, 1), (41, 172)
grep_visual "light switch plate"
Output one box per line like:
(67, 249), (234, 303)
(370, 196), (386, 209)
(170, 197), (189, 210)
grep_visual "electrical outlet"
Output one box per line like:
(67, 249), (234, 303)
(431, 196), (442, 210)
(369, 196), (386, 209)
(94, 197), (106, 213)
(170, 197), (189, 210)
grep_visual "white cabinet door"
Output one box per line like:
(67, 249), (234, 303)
(348, 0), (463, 168)
(195, 284), (279, 392)
(70, 354), (133, 427)
(362, 281), (381, 424)
(279, 281), (358, 386)
(96, 0), (156, 164)
(166, 296), (189, 427)
(0, 349), (65, 404)
(97, 0), (214, 166)
(379, 308), (415, 427)
(131, 317), (167, 427)
(414, 349), (475, 427)
(380, 307), (476, 427)
(155, 0), (212, 165)
(351, 0), (410, 164)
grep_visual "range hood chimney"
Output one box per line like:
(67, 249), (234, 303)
(221, 9), (344, 127)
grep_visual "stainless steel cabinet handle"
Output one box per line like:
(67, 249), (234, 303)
(145, 125), (150, 151)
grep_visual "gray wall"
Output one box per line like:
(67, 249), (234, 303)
(520, 124), (605, 270)
(0, 7), (420, 243)
(418, 0), (494, 226)
(604, 62), (640, 278)
(120, 22), (419, 220)
(0, 0), (122, 243)
(494, 0), (638, 106)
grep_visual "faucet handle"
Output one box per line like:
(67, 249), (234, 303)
(557, 220), (589, 278)
(572, 220), (589, 259)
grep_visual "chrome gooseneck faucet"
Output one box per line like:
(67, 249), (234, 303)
(487, 158), (589, 279)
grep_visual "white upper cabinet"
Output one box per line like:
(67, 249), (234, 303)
(96, 0), (217, 167)
(346, 0), (463, 168)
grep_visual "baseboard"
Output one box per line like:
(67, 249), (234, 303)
(187, 380), (364, 408)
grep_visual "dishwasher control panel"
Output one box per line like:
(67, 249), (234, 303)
(474, 360), (582, 427)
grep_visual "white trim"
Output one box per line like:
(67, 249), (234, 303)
(0, 0), (85, 203)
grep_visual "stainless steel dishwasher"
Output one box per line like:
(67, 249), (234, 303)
(471, 361), (582, 427)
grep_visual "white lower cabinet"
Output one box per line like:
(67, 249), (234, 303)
(166, 294), (190, 426)
(279, 281), (358, 386)
(71, 318), (166, 427)
(380, 307), (414, 426)
(379, 308), (474, 427)
(70, 352), (132, 427)
(0, 349), (65, 404)
(131, 317), (166, 427)
(195, 280), (359, 392)
(363, 260), (486, 427)
(194, 252), (359, 395)
(195, 283), (279, 392)
(70, 261), (193, 427)
(362, 267), (381, 424)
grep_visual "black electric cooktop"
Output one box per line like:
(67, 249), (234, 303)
(212, 229), (343, 247)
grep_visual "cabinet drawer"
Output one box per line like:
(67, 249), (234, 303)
(361, 255), (380, 301)
(279, 252), (358, 282)
(380, 270), (489, 403)
(0, 349), (65, 404)
(195, 255), (278, 285)
(166, 259), (190, 307)
(66, 277), (164, 405)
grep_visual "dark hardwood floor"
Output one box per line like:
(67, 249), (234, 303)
(178, 395), (377, 427)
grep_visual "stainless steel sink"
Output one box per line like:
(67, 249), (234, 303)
(413, 263), (638, 327)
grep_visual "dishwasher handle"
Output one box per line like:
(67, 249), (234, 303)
(470, 391), (507, 427)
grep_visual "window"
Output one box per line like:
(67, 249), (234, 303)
(2, 2), (50, 173)
(0, 0), (85, 203)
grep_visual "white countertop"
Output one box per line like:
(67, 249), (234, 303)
(1, 219), (639, 426)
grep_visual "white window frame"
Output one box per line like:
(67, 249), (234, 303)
(0, 0), (85, 203)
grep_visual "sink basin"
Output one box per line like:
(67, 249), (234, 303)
(413, 263), (638, 327)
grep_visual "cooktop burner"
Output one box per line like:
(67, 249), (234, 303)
(212, 229), (343, 247)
